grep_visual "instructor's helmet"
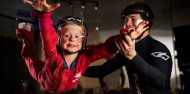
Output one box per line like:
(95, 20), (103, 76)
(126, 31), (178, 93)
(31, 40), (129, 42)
(121, 2), (154, 28)
(56, 16), (88, 54)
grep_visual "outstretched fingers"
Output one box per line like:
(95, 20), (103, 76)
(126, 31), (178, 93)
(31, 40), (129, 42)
(22, 0), (60, 12)
(22, 0), (33, 5)
(50, 3), (61, 11)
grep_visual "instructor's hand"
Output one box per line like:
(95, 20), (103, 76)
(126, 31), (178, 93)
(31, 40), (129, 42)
(115, 35), (136, 60)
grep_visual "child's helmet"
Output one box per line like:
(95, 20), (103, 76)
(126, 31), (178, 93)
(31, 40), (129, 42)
(56, 16), (88, 54)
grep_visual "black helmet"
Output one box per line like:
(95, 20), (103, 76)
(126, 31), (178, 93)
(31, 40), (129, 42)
(56, 16), (88, 54)
(121, 2), (154, 28)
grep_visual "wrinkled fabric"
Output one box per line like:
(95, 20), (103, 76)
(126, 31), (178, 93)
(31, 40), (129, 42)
(16, 10), (118, 92)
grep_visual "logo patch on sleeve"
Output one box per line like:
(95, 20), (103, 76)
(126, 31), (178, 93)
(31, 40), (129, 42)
(151, 52), (170, 60)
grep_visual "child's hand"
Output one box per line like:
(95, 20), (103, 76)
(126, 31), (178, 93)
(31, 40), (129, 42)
(17, 22), (32, 46)
(130, 20), (149, 40)
(22, 0), (60, 12)
(120, 20), (149, 40)
(18, 22), (32, 31)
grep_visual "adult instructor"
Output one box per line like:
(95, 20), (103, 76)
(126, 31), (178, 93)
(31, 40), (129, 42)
(83, 2), (173, 94)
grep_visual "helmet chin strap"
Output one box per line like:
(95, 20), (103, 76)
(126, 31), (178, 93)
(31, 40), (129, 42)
(61, 49), (81, 55)
(131, 29), (147, 40)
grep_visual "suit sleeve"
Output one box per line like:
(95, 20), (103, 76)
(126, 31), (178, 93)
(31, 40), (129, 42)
(83, 53), (126, 77)
(130, 46), (173, 89)
(16, 11), (62, 91)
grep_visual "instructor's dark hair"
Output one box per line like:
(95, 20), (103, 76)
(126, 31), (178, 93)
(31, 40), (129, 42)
(121, 2), (154, 28)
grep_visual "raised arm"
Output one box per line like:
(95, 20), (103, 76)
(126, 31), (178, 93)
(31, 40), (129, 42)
(16, 0), (63, 91)
(23, 0), (60, 57)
